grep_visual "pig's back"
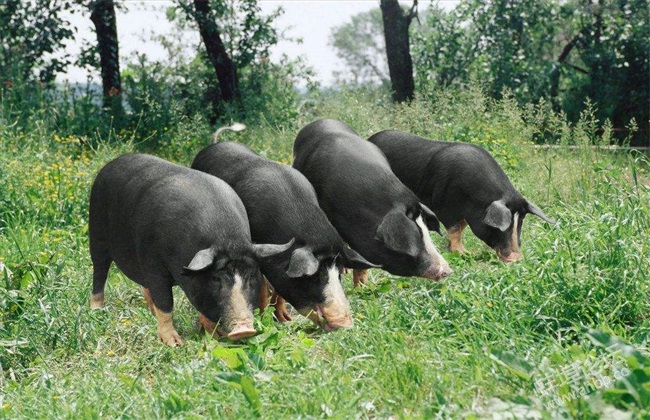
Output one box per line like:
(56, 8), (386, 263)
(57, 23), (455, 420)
(90, 154), (250, 276)
(193, 142), (339, 248)
(293, 120), (418, 251)
(294, 120), (407, 205)
(369, 131), (454, 201)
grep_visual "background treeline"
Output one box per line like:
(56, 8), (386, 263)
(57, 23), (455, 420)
(0, 0), (648, 147)
(332, 0), (649, 146)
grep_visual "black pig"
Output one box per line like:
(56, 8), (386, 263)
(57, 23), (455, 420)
(89, 154), (291, 346)
(293, 119), (452, 284)
(368, 130), (554, 262)
(192, 142), (377, 330)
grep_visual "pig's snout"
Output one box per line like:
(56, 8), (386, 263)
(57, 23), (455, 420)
(416, 216), (452, 281)
(421, 263), (453, 281)
(420, 253), (453, 281)
(299, 303), (353, 332)
(199, 314), (256, 340)
(298, 265), (353, 331)
(322, 317), (353, 331)
(319, 304), (354, 331)
(226, 321), (257, 341)
(497, 249), (523, 263)
(436, 265), (453, 279)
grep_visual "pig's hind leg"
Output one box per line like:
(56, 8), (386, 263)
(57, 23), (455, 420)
(147, 279), (184, 347)
(447, 220), (468, 254)
(90, 249), (112, 309)
(142, 288), (156, 315)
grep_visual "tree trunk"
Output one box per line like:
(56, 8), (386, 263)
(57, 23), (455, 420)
(549, 36), (578, 112)
(90, 0), (124, 121)
(192, 0), (239, 104)
(380, 0), (416, 103)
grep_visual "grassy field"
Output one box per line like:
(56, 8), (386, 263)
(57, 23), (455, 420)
(1, 90), (649, 418)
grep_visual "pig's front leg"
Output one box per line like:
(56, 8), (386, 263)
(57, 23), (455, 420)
(270, 289), (292, 322)
(447, 220), (468, 253)
(198, 313), (218, 338)
(353, 269), (368, 287)
(148, 280), (184, 347)
(258, 277), (270, 314)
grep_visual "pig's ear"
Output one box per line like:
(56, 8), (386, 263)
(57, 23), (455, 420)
(375, 209), (419, 258)
(252, 238), (295, 259)
(184, 247), (216, 272)
(419, 203), (441, 235)
(484, 200), (511, 232)
(527, 201), (556, 224)
(340, 247), (382, 269)
(286, 247), (319, 278)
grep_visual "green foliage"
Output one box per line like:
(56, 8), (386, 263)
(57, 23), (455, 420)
(0, 0), (312, 150)
(557, 0), (649, 134)
(411, 0), (649, 144)
(0, 0), (77, 84)
(117, 0), (315, 140)
(170, 0), (282, 69)
(415, 0), (558, 102)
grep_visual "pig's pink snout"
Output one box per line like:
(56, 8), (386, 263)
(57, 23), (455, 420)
(323, 316), (354, 331)
(497, 249), (523, 263)
(437, 266), (452, 279)
(421, 264), (453, 281)
(304, 304), (354, 332)
(226, 322), (257, 341)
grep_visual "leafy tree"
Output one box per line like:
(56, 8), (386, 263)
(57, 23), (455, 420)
(329, 8), (389, 86)
(88, 0), (125, 121)
(413, 0), (648, 144)
(0, 0), (76, 84)
(120, 0), (312, 137)
(411, 5), (473, 90)
(191, 0), (239, 102)
(414, 0), (558, 102)
(174, 0), (282, 116)
(380, 0), (418, 102)
(554, 0), (649, 138)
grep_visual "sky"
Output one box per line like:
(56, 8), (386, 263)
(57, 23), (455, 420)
(62, 1), (460, 86)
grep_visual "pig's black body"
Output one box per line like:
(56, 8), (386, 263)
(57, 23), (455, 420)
(192, 142), (367, 327)
(368, 130), (553, 259)
(293, 119), (449, 279)
(89, 154), (261, 327)
(369, 132), (525, 228)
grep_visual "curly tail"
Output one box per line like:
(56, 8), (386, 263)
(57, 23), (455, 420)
(211, 122), (246, 143)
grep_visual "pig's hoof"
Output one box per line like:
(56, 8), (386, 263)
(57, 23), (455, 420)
(159, 329), (184, 347)
(341, 267), (350, 275)
(448, 242), (465, 254)
(90, 292), (105, 309)
(274, 306), (292, 322)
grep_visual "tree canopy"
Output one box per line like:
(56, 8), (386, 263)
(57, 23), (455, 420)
(331, 0), (649, 144)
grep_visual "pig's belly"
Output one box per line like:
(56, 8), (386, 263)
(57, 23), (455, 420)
(110, 246), (147, 286)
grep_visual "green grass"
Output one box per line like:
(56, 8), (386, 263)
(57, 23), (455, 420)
(1, 90), (649, 418)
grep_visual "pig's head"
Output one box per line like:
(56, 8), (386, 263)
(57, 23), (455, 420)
(473, 198), (555, 262)
(374, 203), (452, 280)
(262, 243), (377, 331)
(183, 240), (294, 340)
